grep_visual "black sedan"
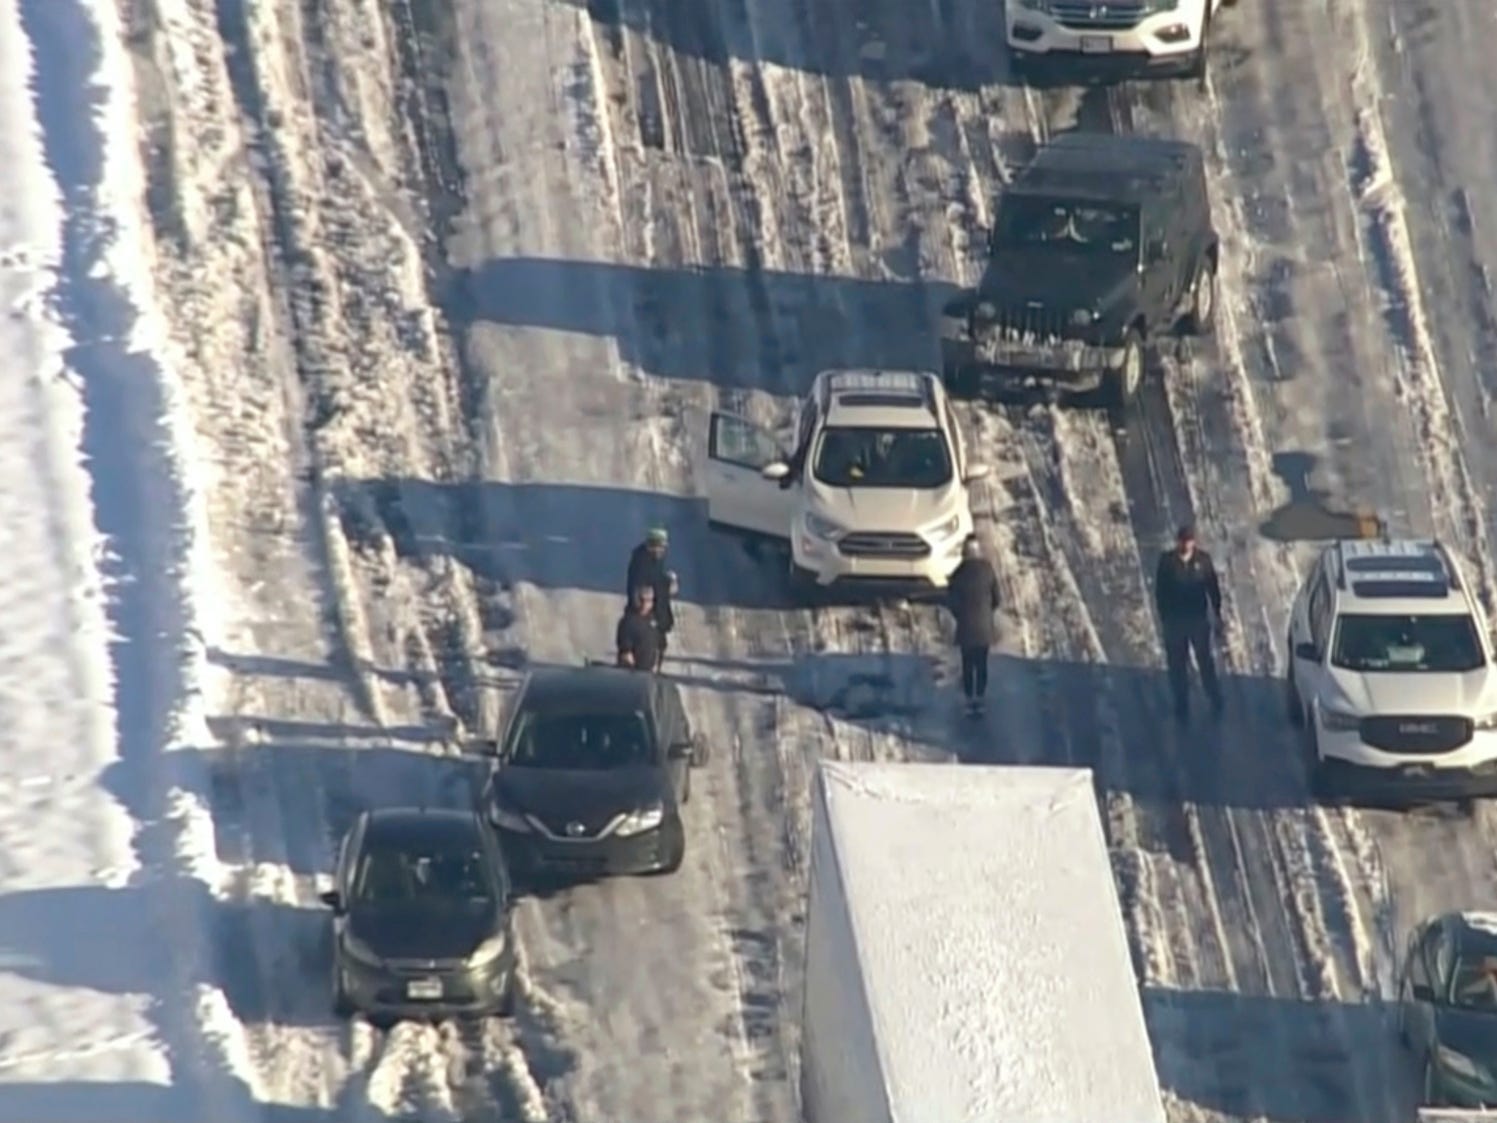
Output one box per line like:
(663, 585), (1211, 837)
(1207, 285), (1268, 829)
(1399, 909), (1497, 1108)
(479, 665), (709, 880)
(321, 807), (519, 1025)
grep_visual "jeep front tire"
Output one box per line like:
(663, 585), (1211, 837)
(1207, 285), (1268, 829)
(1182, 255), (1217, 335)
(1098, 329), (1145, 410)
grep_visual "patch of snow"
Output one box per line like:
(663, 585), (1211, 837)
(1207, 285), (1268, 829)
(803, 761), (1167, 1123)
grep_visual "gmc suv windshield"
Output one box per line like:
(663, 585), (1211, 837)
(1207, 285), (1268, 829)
(1330, 613), (1485, 673)
(994, 196), (1139, 256)
(812, 427), (952, 488)
(507, 711), (654, 770)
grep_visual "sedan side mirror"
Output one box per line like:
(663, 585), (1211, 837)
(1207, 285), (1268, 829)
(1410, 982), (1435, 1002)
(963, 463), (991, 483)
(1145, 239), (1167, 263)
(319, 890), (343, 913)
(1294, 641), (1320, 662)
(761, 462), (790, 481)
(668, 741), (693, 760)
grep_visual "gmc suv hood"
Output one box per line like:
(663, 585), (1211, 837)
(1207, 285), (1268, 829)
(977, 249), (1136, 310)
(1324, 667), (1497, 715)
(806, 480), (962, 532)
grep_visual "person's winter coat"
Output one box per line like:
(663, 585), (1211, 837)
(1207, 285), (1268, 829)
(616, 608), (662, 670)
(946, 557), (1001, 647)
(1154, 548), (1223, 624)
(626, 543), (675, 633)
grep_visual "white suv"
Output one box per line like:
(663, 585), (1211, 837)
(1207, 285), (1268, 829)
(703, 369), (990, 600)
(1007, 0), (1235, 80)
(1286, 537), (1497, 804)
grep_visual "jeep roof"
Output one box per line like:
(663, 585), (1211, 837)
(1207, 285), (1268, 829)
(1324, 538), (1476, 617)
(1006, 133), (1204, 207)
(814, 368), (943, 430)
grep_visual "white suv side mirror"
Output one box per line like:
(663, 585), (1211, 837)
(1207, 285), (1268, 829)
(761, 462), (790, 480)
(963, 463), (991, 483)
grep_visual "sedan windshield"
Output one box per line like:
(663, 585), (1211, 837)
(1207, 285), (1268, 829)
(994, 196), (1140, 256)
(507, 710), (654, 770)
(1330, 613), (1485, 673)
(1451, 954), (1497, 1011)
(352, 844), (493, 908)
(812, 427), (952, 489)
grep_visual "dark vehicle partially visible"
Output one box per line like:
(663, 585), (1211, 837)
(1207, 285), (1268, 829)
(321, 808), (519, 1025)
(941, 133), (1218, 409)
(480, 665), (710, 880)
(1400, 910), (1497, 1109)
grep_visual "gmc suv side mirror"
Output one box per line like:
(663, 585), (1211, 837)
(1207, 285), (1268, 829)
(1294, 641), (1320, 662)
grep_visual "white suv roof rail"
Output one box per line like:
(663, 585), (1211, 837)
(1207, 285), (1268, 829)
(1332, 537), (1461, 598)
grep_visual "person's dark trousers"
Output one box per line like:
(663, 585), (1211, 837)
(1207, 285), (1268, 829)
(656, 630), (669, 668)
(1162, 618), (1222, 719)
(960, 646), (990, 701)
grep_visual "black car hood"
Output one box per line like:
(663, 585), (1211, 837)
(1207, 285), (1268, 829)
(348, 903), (501, 961)
(497, 764), (665, 833)
(1435, 1006), (1497, 1064)
(977, 248), (1137, 310)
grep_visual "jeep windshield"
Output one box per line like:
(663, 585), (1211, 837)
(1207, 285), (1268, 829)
(1330, 613), (1486, 673)
(812, 427), (952, 489)
(994, 196), (1139, 256)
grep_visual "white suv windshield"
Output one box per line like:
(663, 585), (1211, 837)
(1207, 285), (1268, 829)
(812, 427), (952, 489)
(1330, 613), (1486, 673)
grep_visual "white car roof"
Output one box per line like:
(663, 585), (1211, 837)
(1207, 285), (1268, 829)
(1329, 538), (1474, 617)
(814, 368), (942, 430)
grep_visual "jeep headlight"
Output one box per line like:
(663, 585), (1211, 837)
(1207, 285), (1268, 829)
(468, 930), (509, 968)
(804, 513), (844, 541)
(1437, 1045), (1487, 1082)
(1318, 704), (1361, 732)
(1476, 711), (1497, 731)
(487, 803), (531, 832)
(614, 804), (664, 838)
(1069, 308), (1096, 326)
(927, 513), (963, 541)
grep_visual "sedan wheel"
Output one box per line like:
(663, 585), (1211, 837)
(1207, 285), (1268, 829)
(1425, 1055), (1444, 1104)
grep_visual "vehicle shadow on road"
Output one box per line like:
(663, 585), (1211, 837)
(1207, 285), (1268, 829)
(1259, 450), (1386, 544)
(444, 256), (958, 391)
(0, 1081), (378, 1123)
(1143, 985), (1413, 1122)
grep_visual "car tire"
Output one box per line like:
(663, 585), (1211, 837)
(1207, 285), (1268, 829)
(332, 967), (354, 1019)
(494, 972), (517, 1018)
(1285, 658), (1304, 728)
(1182, 255), (1217, 335)
(1097, 330), (1145, 410)
(1424, 1054), (1445, 1105)
(650, 820), (686, 876)
(681, 762), (692, 804)
(788, 561), (821, 606)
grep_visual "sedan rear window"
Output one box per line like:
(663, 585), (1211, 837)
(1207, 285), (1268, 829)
(1330, 613), (1485, 673)
(353, 846), (493, 907)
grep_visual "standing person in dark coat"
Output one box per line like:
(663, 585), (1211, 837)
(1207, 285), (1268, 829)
(626, 527), (677, 664)
(1154, 524), (1225, 723)
(616, 586), (663, 671)
(946, 535), (1001, 716)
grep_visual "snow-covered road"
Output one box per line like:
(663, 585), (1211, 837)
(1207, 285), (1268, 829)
(8, 0), (1497, 1118)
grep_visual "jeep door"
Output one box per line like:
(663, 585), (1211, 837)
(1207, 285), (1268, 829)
(703, 412), (794, 539)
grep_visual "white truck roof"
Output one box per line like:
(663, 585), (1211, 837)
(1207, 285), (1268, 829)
(805, 760), (1166, 1123)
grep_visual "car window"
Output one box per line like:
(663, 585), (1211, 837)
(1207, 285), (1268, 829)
(994, 196), (1140, 255)
(507, 709), (654, 770)
(352, 842), (494, 907)
(940, 398), (966, 474)
(712, 414), (780, 470)
(1307, 570), (1331, 650)
(1451, 952), (1497, 1011)
(1330, 613), (1485, 673)
(811, 427), (952, 489)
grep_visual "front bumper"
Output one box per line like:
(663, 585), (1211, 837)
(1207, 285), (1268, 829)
(339, 952), (515, 1020)
(499, 822), (679, 879)
(790, 532), (963, 594)
(1314, 723), (1497, 801)
(1006, 6), (1204, 67)
(1427, 1061), (1497, 1109)
(942, 335), (1126, 395)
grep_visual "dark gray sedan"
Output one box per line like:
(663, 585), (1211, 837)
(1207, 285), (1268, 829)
(321, 807), (519, 1026)
(1399, 909), (1497, 1109)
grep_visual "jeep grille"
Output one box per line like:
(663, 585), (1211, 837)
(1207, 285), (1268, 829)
(838, 532), (931, 559)
(1359, 715), (1473, 755)
(985, 304), (1069, 343)
(1051, 1), (1148, 31)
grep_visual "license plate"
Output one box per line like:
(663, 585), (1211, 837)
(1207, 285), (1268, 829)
(1080, 35), (1112, 54)
(406, 977), (442, 1000)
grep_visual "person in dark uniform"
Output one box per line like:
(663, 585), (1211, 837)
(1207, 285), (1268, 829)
(616, 585), (663, 671)
(946, 535), (1001, 716)
(1154, 524), (1225, 723)
(626, 527), (677, 664)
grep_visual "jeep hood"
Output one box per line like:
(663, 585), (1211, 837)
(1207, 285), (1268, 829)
(805, 479), (963, 532)
(1323, 667), (1497, 715)
(977, 248), (1137, 310)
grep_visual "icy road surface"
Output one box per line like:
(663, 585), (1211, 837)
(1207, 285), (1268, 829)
(88, 0), (1497, 1119)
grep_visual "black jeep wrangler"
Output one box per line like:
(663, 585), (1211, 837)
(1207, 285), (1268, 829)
(941, 133), (1218, 409)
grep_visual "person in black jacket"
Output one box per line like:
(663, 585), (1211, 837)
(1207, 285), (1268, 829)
(626, 527), (677, 664)
(616, 586), (663, 671)
(1154, 524), (1225, 723)
(946, 536), (1001, 716)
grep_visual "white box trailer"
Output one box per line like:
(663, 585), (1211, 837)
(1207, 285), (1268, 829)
(799, 760), (1167, 1123)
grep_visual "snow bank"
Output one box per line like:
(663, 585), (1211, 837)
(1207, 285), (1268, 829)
(799, 761), (1167, 1123)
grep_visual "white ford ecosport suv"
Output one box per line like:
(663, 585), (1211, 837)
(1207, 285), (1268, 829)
(703, 369), (990, 600)
(1007, 0), (1235, 80)
(1286, 537), (1497, 804)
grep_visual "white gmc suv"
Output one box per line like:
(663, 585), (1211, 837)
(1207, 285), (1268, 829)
(703, 369), (990, 601)
(1007, 0), (1236, 80)
(1286, 537), (1497, 805)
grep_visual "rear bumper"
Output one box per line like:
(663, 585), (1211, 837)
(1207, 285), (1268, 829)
(1316, 757), (1497, 803)
(499, 823), (678, 879)
(340, 955), (515, 1020)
